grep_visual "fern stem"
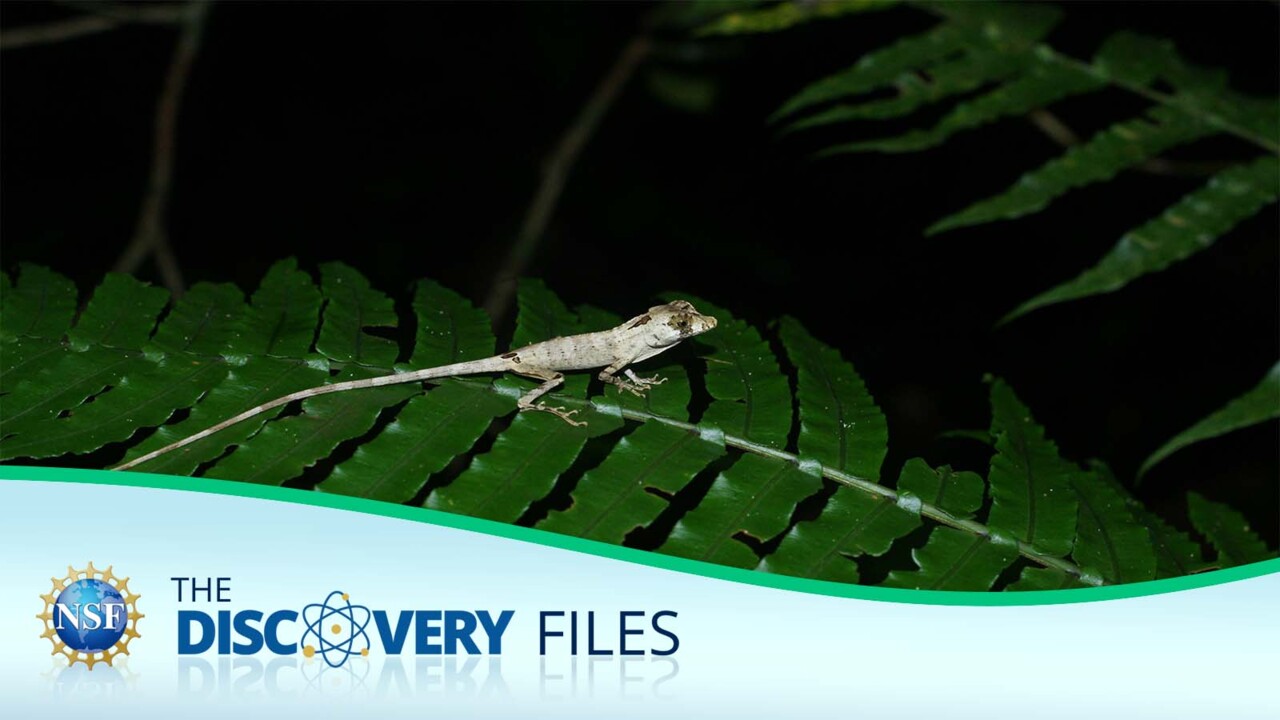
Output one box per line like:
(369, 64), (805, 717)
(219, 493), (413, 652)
(612, 405), (1102, 586)
(453, 378), (1104, 586)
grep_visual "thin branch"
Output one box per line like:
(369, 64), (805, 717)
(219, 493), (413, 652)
(482, 34), (652, 322)
(113, 1), (210, 294)
(0, 3), (188, 50)
(56, 1), (191, 24)
(0, 15), (118, 50)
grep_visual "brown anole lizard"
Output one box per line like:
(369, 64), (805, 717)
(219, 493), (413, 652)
(113, 300), (717, 471)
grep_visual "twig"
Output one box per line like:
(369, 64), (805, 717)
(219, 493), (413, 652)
(113, 1), (210, 295)
(1028, 108), (1234, 178)
(0, 3), (188, 50)
(0, 15), (118, 50)
(483, 34), (652, 322)
(56, 1), (191, 24)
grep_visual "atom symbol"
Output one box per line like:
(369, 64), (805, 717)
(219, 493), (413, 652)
(300, 590), (372, 668)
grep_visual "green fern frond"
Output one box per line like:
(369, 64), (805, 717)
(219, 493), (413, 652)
(699, 0), (893, 37)
(758, 1), (1279, 320)
(1138, 360), (1280, 480)
(2, 263), (1272, 589)
(1187, 492), (1276, 569)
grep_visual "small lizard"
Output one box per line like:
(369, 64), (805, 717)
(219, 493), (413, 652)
(113, 300), (717, 471)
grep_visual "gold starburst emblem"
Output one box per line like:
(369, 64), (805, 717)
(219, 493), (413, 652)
(37, 562), (143, 669)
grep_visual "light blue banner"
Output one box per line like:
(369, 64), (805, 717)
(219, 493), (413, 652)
(2, 472), (1276, 718)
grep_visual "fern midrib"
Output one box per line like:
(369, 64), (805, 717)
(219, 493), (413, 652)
(1199, 509), (1251, 564)
(821, 492), (896, 573)
(445, 378), (1102, 586)
(1013, 430), (1040, 547)
(234, 386), (378, 484)
(1, 340), (61, 382)
(176, 304), (219, 354)
(810, 349), (849, 473)
(1073, 478), (1123, 582)
(350, 392), (481, 500)
(1140, 511), (1196, 576)
(929, 534), (988, 590)
(931, 469), (952, 510)
(263, 303), (292, 356)
(1, 359), (227, 455)
(579, 431), (693, 538)
(701, 458), (791, 560)
(19, 279), (52, 337)
(724, 340), (757, 440)
(469, 421), (574, 517)
(2, 351), (141, 427)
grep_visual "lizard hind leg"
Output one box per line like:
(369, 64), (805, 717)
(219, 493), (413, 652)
(513, 368), (587, 427)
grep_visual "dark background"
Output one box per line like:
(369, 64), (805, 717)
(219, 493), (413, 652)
(2, 1), (1277, 544)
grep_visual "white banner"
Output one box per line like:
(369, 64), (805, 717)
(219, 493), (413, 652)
(2, 470), (1276, 719)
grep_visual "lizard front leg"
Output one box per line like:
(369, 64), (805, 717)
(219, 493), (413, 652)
(513, 367), (586, 427)
(625, 368), (667, 387)
(598, 361), (660, 397)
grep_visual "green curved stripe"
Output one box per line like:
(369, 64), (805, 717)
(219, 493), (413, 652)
(1, 465), (1275, 606)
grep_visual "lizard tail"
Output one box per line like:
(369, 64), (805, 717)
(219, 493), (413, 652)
(112, 357), (509, 472)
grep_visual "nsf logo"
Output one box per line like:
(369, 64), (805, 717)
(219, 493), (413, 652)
(38, 562), (143, 669)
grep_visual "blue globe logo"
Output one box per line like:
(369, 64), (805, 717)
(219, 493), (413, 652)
(39, 563), (143, 670)
(55, 579), (128, 652)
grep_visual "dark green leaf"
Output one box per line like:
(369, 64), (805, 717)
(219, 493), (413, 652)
(1008, 157), (1280, 321)
(119, 358), (328, 476)
(986, 378), (1078, 556)
(898, 458), (985, 519)
(409, 280), (495, 367)
(1089, 460), (1208, 578)
(882, 527), (1018, 590)
(315, 262), (400, 367)
(428, 390), (623, 522)
(66, 274), (169, 350)
(3, 274), (169, 436)
(761, 487), (916, 583)
(773, 23), (971, 120)
(1006, 566), (1087, 591)
(1187, 492), (1275, 568)
(0, 263), (77, 341)
(1139, 359), (1280, 478)
(786, 50), (1025, 131)
(0, 338), (61, 394)
(1, 349), (148, 439)
(1070, 471), (1156, 583)
(819, 57), (1101, 155)
(698, 0), (892, 37)
(661, 454), (823, 568)
(929, 106), (1214, 234)
(148, 282), (247, 356)
(778, 316), (886, 479)
(205, 366), (419, 485)
(540, 423), (726, 543)
(243, 258), (323, 357)
(681, 296), (790, 447)
(319, 382), (511, 502)
(0, 356), (229, 460)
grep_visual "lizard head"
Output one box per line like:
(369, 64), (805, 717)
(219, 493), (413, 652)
(641, 300), (718, 347)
